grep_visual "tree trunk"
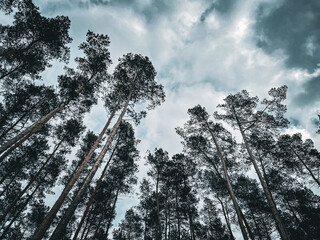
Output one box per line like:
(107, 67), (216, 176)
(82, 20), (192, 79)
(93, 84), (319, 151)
(105, 188), (120, 238)
(0, 183), (40, 239)
(92, 210), (104, 239)
(291, 148), (320, 187)
(186, 194), (195, 240)
(164, 189), (168, 240)
(144, 209), (148, 240)
(31, 93), (125, 240)
(249, 208), (263, 240)
(79, 208), (95, 240)
(0, 138), (63, 223)
(156, 176), (162, 240)
(0, 131), (33, 163)
(50, 137), (118, 240)
(217, 197), (235, 240)
(231, 105), (290, 240)
(262, 218), (272, 240)
(205, 120), (249, 240)
(175, 190), (180, 240)
(72, 141), (118, 240)
(0, 72), (98, 157)
(0, 102), (65, 157)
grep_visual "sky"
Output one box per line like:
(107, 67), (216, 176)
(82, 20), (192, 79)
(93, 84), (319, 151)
(3, 0), (320, 236)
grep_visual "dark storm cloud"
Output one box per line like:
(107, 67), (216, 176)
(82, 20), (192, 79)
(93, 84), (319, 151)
(255, 0), (320, 106)
(255, 0), (320, 72)
(295, 76), (320, 105)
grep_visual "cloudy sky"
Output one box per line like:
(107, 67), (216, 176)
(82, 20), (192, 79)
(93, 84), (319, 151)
(5, 0), (320, 232)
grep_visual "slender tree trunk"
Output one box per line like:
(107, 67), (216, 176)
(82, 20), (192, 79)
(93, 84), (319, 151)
(175, 190), (180, 240)
(217, 197), (235, 240)
(0, 71), (98, 157)
(144, 209), (148, 240)
(186, 194), (195, 240)
(72, 141), (118, 240)
(165, 189), (168, 240)
(0, 131), (33, 163)
(0, 62), (24, 80)
(201, 148), (254, 240)
(205, 120), (249, 240)
(0, 102), (65, 156)
(156, 176), (162, 240)
(0, 183), (40, 239)
(249, 208), (263, 240)
(79, 208), (95, 240)
(231, 105), (290, 240)
(239, 207), (255, 240)
(0, 138), (63, 223)
(291, 148), (320, 187)
(104, 188), (120, 238)
(82, 218), (94, 240)
(32, 93), (125, 240)
(0, 169), (20, 193)
(262, 218), (272, 240)
(92, 210), (104, 239)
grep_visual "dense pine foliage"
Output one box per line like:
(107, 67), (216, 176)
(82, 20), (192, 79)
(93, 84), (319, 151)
(0, 1), (319, 240)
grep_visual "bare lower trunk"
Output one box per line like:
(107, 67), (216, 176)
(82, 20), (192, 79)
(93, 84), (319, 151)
(156, 177), (162, 240)
(0, 139), (63, 223)
(0, 183), (40, 239)
(217, 197), (235, 240)
(231, 105), (290, 240)
(0, 102), (65, 157)
(292, 148), (320, 187)
(0, 79), (90, 157)
(32, 93), (125, 240)
(175, 190), (181, 240)
(186, 195), (195, 240)
(72, 142), (118, 240)
(105, 188), (120, 238)
(206, 121), (249, 240)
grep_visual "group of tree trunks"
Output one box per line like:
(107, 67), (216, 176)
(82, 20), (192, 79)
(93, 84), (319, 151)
(1, 1), (319, 240)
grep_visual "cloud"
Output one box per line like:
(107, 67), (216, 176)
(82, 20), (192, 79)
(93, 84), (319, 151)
(255, 0), (320, 71)
(254, 0), (320, 106)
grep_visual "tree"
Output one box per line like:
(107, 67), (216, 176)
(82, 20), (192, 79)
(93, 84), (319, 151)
(276, 133), (320, 187)
(215, 86), (290, 240)
(0, 0), (71, 81)
(0, 118), (84, 224)
(113, 208), (143, 240)
(0, 30), (111, 158)
(147, 148), (169, 240)
(177, 105), (252, 240)
(32, 53), (165, 239)
(200, 197), (232, 240)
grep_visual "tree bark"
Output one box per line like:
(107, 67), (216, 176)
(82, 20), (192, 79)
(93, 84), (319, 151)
(217, 197), (235, 240)
(231, 104), (290, 240)
(0, 183), (40, 239)
(0, 73), (96, 157)
(50, 135), (119, 240)
(205, 120), (249, 240)
(156, 176), (162, 240)
(31, 92), (125, 240)
(72, 141), (118, 240)
(0, 138), (63, 223)
(105, 188), (120, 238)
(291, 147), (320, 187)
